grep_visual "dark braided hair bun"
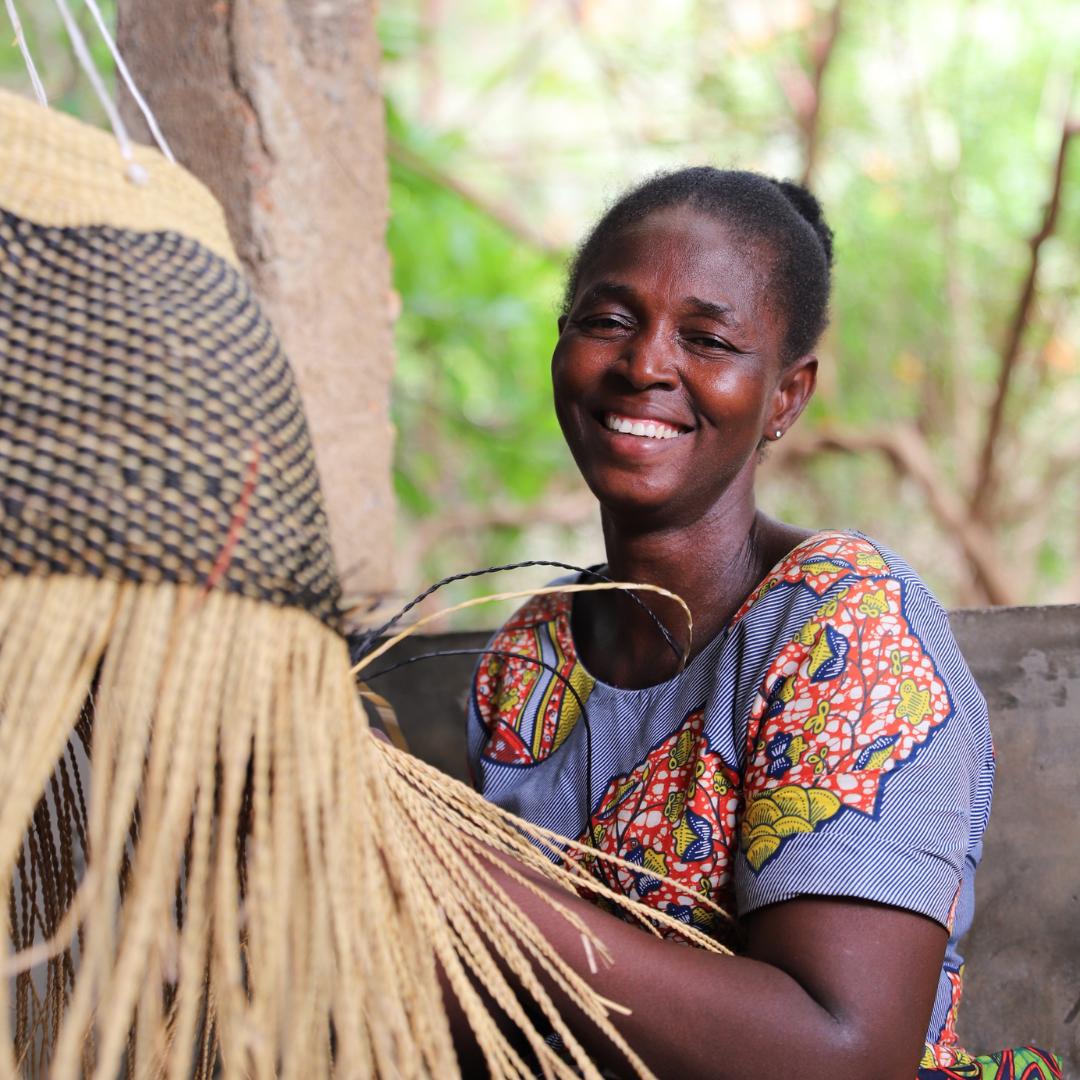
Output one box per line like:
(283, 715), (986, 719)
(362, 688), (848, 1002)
(564, 167), (835, 363)
(773, 179), (834, 267)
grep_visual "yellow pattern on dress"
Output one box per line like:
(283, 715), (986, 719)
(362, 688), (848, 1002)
(741, 786), (842, 870)
(668, 728), (696, 769)
(642, 848), (668, 878)
(532, 621), (595, 757)
(807, 629), (837, 678)
(858, 587), (889, 617)
(896, 678), (932, 725)
(664, 791), (686, 823)
(800, 560), (846, 574)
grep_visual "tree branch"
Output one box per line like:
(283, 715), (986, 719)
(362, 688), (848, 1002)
(770, 424), (1015, 605)
(775, 0), (843, 187)
(397, 485), (598, 577)
(802, 0), (843, 186)
(418, 0), (444, 125)
(971, 113), (1078, 516)
(388, 137), (567, 256)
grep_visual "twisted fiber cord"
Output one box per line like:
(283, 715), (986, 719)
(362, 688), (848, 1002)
(8, 585), (395, 1078)
(0, 576), (120, 1076)
(11, 807), (88, 1074)
(11, 848), (40, 1073)
(52, 585), (227, 1078)
(11, 582), (589, 1076)
(394, 766), (713, 952)
(49, 584), (181, 1076)
(342, 692), (437, 1074)
(28, 801), (67, 1061)
(276, 624), (347, 1077)
(370, 740), (737, 1077)
(394, 789), (640, 1080)
(151, 606), (221, 1080)
(196, 983), (218, 1080)
(394, 822), (581, 1079)
(12, 768), (95, 1072)
(80, 0), (176, 163)
(1, 1), (47, 105)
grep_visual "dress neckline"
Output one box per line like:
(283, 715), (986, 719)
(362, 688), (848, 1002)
(563, 529), (858, 696)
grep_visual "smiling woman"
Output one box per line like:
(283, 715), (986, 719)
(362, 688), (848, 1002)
(464, 169), (1063, 1079)
(552, 203), (815, 541)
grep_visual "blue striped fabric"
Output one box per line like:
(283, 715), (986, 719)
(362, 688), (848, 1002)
(467, 531), (994, 1048)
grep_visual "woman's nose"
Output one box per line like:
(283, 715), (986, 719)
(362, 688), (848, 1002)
(619, 330), (679, 389)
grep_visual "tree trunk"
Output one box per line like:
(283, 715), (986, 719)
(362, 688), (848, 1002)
(116, 0), (396, 616)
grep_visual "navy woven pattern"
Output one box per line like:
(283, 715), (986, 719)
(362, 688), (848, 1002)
(0, 209), (340, 624)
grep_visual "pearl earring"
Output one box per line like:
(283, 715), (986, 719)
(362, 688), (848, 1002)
(774, 429), (783, 440)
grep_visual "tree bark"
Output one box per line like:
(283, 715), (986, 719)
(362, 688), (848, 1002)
(971, 114), (1078, 520)
(116, 0), (397, 615)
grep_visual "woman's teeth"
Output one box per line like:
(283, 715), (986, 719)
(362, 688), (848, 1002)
(604, 414), (683, 440)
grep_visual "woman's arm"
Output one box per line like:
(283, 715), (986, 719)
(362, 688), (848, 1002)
(462, 547), (980, 1077)
(479, 860), (946, 1080)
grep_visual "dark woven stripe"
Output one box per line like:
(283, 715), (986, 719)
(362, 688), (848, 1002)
(0, 209), (341, 625)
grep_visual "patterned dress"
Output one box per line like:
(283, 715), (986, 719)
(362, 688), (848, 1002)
(467, 532), (1062, 1079)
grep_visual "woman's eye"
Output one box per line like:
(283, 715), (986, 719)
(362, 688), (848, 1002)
(579, 315), (628, 334)
(686, 332), (729, 351)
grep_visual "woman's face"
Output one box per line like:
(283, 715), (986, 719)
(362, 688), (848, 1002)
(552, 204), (815, 527)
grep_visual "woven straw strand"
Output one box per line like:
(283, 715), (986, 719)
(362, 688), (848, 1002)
(0, 88), (234, 265)
(0, 571), (733, 1077)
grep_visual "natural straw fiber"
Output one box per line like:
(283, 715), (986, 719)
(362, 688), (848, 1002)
(0, 87), (728, 1079)
(0, 91), (233, 265)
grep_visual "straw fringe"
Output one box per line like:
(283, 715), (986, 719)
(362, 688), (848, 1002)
(0, 574), (730, 1078)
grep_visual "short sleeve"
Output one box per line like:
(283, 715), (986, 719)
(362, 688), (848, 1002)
(734, 568), (986, 928)
(466, 588), (595, 773)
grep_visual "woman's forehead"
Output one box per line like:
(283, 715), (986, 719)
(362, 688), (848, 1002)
(575, 205), (772, 311)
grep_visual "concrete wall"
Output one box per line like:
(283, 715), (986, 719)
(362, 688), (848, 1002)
(949, 605), (1079, 1069)
(358, 603), (1080, 1069)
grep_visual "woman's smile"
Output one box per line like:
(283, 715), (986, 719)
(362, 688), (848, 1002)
(601, 412), (687, 440)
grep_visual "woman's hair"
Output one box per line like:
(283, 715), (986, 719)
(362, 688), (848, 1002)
(562, 167), (835, 363)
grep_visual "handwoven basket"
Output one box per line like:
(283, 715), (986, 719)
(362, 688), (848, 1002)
(0, 88), (687, 1080)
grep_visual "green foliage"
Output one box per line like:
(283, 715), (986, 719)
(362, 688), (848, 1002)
(0, 2), (118, 124)
(3, 1), (1076, 616)
(387, 101), (585, 607)
(383, 0), (1080, 614)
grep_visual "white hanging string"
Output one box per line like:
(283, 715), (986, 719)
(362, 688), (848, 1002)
(80, 0), (175, 163)
(7, 0), (175, 177)
(52, 0), (148, 183)
(4, 0), (49, 106)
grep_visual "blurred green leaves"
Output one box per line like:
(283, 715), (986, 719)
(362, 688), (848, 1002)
(3, 0), (1076, 614)
(387, 99), (580, 600)
(383, 0), (1080, 612)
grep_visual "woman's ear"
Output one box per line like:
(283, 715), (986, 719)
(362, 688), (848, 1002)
(767, 355), (818, 440)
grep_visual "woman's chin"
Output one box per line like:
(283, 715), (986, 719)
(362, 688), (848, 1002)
(586, 478), (685, 523)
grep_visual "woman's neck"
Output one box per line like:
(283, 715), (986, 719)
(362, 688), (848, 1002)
(574, 494), (773, 690)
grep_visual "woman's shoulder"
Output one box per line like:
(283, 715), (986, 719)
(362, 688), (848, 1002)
(734, 529), (993, 925)
(733, 529), (943, 625)
(490, 588), (574, 635)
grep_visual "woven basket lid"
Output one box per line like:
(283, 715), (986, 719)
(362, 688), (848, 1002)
(0, 89), (341, 625)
